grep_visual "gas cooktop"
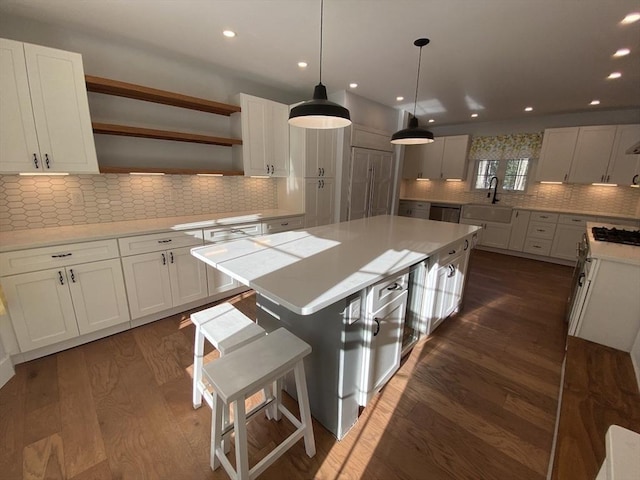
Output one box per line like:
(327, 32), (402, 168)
(592, 227), (640, 246)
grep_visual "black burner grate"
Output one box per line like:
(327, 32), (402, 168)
(592, 227), (640, 246)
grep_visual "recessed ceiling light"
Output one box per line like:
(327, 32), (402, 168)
(471, 113), (478, 118)
(621, 12), (640, 24)
(298, 61), (308, 68)
(613, 48), (630, 57)
(607, 72), (622, 79)
(349, 83), (358, 89)
(396, 96), (404, 101)
(428, 119), (435, 123)
(223, 30), (236, 38)
(590, 100), (601, 106)
(524, 107), (533, 112)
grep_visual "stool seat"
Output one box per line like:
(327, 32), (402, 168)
(204, 328), (315, 480)
(191, 303), (265, 410)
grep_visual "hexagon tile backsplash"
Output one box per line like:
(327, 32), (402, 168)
(0, 174), (278, 231)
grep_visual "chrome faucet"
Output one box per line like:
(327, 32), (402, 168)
(488, 176), (499, 204)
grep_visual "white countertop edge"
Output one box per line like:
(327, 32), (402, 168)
(0, 209), (304, 252)
(400, 198), (639, 222)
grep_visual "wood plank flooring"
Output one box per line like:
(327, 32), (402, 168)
(552, 337), (640, 480)
(0, 250), (576, 479)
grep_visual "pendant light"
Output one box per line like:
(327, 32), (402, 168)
(391, 38), (435, 145)
(288, 0), (351, 129)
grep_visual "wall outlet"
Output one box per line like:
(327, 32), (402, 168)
(70, 190), (84, 206)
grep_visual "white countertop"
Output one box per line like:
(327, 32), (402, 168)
(400, 198), (639, 222)
(191, 215), (479, 315)
(587, 222), (640, 266)
(0, 209), (303, 252)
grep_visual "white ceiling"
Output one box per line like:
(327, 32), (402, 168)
(1, 0), (639, 126)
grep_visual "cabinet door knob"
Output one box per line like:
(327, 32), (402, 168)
(373, 318), (381, 337)
(606, 174), (610, 183)
(69, 269), (76, 283)
(58, 271), (65, 285)
(270, 164), (274, 174)
(170, 252), (174, 264)
(464, 239), (469, 251)
(33, 154), (39, 169)
(44, 154), (51, 169)
(448, 264), (456, 277)
(162, 253), (166, 265)
(318, 167), (321, 176)
(633, 174), (639, 185)
(321, 167), (324, 176)
(564, 174), (568, 181)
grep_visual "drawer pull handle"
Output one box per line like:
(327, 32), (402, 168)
(533, 245), (541, 249)
(536, 229), (545, 232)
(33, 153), (39, 169)
(464, 239), (469, 251)
(281, 222), (289, 226)
(386, 282), (403, 291)
(170, 252), (174, 264)
(70, 269), (76, 283)
(157, 239), (173, 244)
(373, 318), (381, 337)
(448, 264), (456, 277)
(162, 253), (166, 265)
(449, 249), (456, 255)
(44, 154), (51, 169)
(51, 253), (72, 258)
(572, 219), (581, 222)
(540, 215), (548, 219)
(58, 271), (64, 285)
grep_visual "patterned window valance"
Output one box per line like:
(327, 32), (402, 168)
(469, 133), (543, 160)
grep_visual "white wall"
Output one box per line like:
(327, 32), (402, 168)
(632, 328), (640, 388)
(430, 109), (640, 137)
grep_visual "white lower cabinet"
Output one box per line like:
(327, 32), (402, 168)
(508, 209), (531, 251)
(1, 258), (129, 352)
(358, 269), (409, 406)
(122, 246), (207, 319)
(119, 230), (206, 319)
(460, 219), (511, 249)
(407, 239), (470, 337)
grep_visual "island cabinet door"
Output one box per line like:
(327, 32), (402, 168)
(358, 290), (407, 407)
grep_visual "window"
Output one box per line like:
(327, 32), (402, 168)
(473, 158), (530, 192)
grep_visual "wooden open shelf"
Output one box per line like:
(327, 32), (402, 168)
(85, 75), (241, 116)
(92, 123), (242, 147)
(99, 166), (244, 176)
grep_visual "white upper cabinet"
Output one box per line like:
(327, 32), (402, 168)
(0, 38), (98, 174)
(402, 135), (469, 180)
(537, 124), (639, 185)
(607, 124), (640, 185)
(568, 125), (617, 184)
(232, 93), (289, 177)
(536, 127), (579, 182)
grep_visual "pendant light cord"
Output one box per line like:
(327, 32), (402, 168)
(413, 44), (423, 118)
(319, 0), (324, 84)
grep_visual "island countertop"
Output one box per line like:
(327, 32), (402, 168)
(191, 215), (479, 315)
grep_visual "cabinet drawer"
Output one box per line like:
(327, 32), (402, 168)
(0, 239), (120, 276)
(437, 241), (466, 266)
(262, 216), (304, 234)
(368, 268), (409, 312)
(118, 230), (204, 256)
(530, 212), (559, 223)
(557, 214), (596, 226)
(527, 222), (557, 240)
(523, 238), (552, 256)
(203, 223), (263, 243)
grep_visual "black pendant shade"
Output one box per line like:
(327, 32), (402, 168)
(390, 38), (435, 145)
(288, 83), (351, 129)
(288, 0), (351, 129)
(390, 115), (434, 145)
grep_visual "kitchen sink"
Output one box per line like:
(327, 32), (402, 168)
(461, 204), (513, 223)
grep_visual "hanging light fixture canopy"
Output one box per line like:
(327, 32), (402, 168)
(288, 0), (351, 129)
(391, 38), (435, 145)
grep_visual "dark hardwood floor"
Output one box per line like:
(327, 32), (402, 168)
(0, 250), (576, 479)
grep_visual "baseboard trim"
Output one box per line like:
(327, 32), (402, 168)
(0, 355), (15, 389)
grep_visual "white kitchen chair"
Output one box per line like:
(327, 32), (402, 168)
(191, 302), (266, 410)
(203, 327), (315, 480)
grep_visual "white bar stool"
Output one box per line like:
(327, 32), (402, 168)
(191, 303), (265, 410)
(203, 328), (316, 480)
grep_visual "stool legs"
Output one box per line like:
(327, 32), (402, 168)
(294, 362), (316, 457)
(210, 394), (223, 471)
(233, 399), (250, 479)
(193, 326), (204, 409)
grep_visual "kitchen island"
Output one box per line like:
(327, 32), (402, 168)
(191, 215), (479, 438)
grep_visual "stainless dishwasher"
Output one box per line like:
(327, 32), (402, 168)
(429, 203), (461, 223)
